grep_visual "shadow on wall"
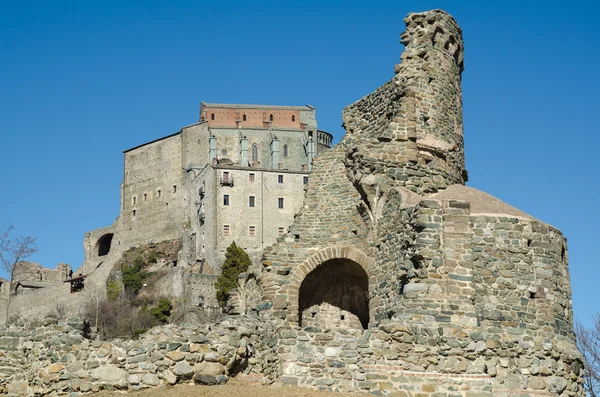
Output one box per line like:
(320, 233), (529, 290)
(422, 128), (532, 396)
(97, 234), (114, 257)
(298, 258), (369, 329)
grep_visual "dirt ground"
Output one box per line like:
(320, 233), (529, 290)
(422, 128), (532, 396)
(96, 380), (350, 397)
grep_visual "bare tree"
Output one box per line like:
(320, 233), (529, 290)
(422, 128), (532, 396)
(576, 315), (600, 397)
(0, 225), (38, 325)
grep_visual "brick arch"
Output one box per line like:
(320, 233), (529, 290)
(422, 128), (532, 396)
(286, 246), (374, 322)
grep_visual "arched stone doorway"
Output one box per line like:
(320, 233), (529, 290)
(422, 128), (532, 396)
(298, 258), (369, 329)
(97, 234), (114, 257)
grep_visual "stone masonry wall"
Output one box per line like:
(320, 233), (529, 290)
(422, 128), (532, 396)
(271, 194), (584, 396)
(260, 145), (371, 324)
(342, 10), (467, 195)
(0, 315), (278, 396)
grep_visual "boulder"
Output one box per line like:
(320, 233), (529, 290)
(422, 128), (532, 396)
(142, 373), (160, 386)
(173, 361), (194, 378)
(194, 362), (226, 377)
(547, 376), (567, 394)
(90, 364), (126, 383)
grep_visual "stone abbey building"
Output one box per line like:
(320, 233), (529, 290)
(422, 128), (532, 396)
(0, 102), (332, 316)
(84, 102), (332, 275)
(0, 9), (585, 397)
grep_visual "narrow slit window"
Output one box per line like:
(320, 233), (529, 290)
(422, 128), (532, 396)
(249, 196), (255, 208)
(303, 176), (309, 185)
(144, 193), (147, 201)
(251, 144), (258, 163)
(132, 196), (137, 205)
(278, 175), (284, 184)
(132, 210), (136, 217)
(269, 114), (274, 121)
(211, 113), (215, 120)
(291, 115), (295, 122)
(157, 189), (161, 198)
(243, 114), (247, 121)
(283, 145), (288, 157)
(278, 197), (284, 209)
(173, 185), (177, 193)
(223, 195), (230, 206)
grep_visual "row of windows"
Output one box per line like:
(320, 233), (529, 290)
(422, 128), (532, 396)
(249, 144), (290, 162)
(223, 225), (286, 237)
(223, 195), (285, 209)
(132, 201), (171, 217)
(227, 172), (308, 185)
(211, 113), (296, 122)
(131, 185), (176, 205)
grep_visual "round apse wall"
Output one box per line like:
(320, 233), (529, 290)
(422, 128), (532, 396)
(298, 258), (369, 329)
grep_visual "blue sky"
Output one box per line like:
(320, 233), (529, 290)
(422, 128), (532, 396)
(1, 1), (599, 325)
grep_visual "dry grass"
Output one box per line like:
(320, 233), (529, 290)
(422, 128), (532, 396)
(96, 380), (350, 397)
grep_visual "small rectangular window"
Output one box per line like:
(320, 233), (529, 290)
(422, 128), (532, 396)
(278, 197), (284, 209)
(278, 227), (285, 236)
(303, 176), (309, 185)
(224, 225), (230, 236)
(133, 210), (136, 217)
(278, 175), (284, 184)
(223, 195), (230, 206)
(173, 185), (177, 193)
(249, 173), (255, 182)
(249, 226), (256, 237)
(132, 196), (137, 205)
(144, 193), (147, 201)
(157, 189), (161, 198)
(249, 196), (255, 208)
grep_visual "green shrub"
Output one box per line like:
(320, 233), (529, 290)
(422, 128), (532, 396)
(121, 257), (148, 295)
(133, 255), (143, 267)
(147, 250), (158, 264)
(107, 281), (123, 301)
(215, 241), (251, 307)
(150, 298), (172, 323)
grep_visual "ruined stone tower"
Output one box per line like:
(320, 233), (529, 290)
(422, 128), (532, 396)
(343, 10), (467, 195)
(260, 9), (585, 396)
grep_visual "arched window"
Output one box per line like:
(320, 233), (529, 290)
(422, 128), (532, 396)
(243, 114), (247, 121)
(269, 114), (274, 121)
(211, 113), (215, 120)
(283, 144), (288, 157)
(291, 115), (296, 122)
(251, 144), (259, 163)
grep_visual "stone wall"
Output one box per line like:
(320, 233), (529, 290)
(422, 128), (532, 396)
(183, 273), (219, 309)
(0, 315), (278, 396)
(259, 184), (585, 396)
(260, 145), (370, 324)
(121, 133), (187, 249)
(342, 10), (467, 195)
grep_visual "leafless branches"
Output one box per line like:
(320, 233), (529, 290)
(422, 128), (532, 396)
(0, 224), (38, 325)
(576, 315), (600, 397)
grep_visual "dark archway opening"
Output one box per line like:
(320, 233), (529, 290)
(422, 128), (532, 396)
(298, 258), (369, 330)
(97, 234), (114, 257)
